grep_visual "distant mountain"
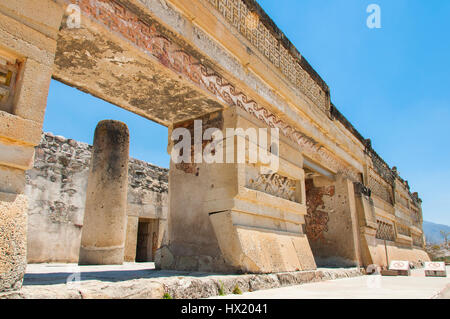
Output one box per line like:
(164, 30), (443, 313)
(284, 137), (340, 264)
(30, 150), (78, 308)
(423, 221), (450, 244)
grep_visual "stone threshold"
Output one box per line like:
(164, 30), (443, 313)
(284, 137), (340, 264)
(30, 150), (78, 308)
(0, 267), (363, 299)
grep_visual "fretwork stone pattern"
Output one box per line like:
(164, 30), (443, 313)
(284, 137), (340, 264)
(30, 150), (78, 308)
(368, 170), (393, 205)
(376, 220), (395, 242)
(412, 234), (424, 247)
(207, 0), (329, 113)
(397, 194), (408, 208)
(247, 173), (298, 203)
(396, 224), (410, 237)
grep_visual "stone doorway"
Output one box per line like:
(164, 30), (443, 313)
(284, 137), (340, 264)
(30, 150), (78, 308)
(136, 219), (160, 262)
(303, 165), (361, 267)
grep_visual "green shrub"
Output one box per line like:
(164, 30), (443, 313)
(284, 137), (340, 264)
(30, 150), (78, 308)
(163, 293), (172, 299)
(232, 284), (242, 295)
(218, 281), (225, 296)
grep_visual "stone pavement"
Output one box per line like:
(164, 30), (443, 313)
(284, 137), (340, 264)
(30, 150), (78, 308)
(210, 266), (450, 299)
(2, 263), (447, 299)
(0, 263), (362, 299)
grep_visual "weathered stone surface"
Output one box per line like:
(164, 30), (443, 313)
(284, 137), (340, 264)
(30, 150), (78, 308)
(305, 175), (362, 267)
(0, 279), (165, 299)
(0, 193), (27, 292)
(54, 24), (223, 126)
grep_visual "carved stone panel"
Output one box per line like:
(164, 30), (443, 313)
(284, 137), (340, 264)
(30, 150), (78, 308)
(376, 219), (395, 241)
(396, 223), (411, 237)
(369, 169), (394, 205)
(412, 233), (424, 247)
(246, 167), (299, 202)
(206, 0), (329, 113)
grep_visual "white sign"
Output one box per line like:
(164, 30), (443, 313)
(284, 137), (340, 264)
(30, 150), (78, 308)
(388, 260), (410, 276)
(389, 260), (409, 271)
(424, 262), (447, 277)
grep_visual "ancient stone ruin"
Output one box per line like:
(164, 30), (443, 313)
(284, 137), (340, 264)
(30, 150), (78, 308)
(0, 0), (429, 292)
(26, 132), (168, 265)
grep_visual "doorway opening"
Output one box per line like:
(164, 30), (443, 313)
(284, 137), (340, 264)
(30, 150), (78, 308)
(304, 163), (359, 268)
(25, 79), (169, 265)
(136, 218), (160, 262)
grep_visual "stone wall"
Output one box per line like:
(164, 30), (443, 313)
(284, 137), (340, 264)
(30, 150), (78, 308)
(25, 132), (168, 263)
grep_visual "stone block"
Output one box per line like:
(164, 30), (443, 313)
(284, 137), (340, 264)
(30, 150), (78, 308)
(0, 165), (25, 194)
(155, 245), (175, 269)
(0, 139), (35, 170)
(0, 111), (42, 146)
(209, 211), (316, 273)
(13, 58), (53, 123)
(124, 216), (138, 262)
(0, 12), (57, 66)
(0, 0), (64, 39)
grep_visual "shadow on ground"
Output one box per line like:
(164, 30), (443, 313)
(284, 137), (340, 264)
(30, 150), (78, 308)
(23, 264), (232, 286)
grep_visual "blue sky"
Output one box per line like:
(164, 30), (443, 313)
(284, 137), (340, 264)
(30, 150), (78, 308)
(43, 1), (450, 225)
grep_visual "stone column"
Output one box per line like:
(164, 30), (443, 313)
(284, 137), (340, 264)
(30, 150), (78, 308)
(79, 121), (129, 265)
(0, 0), (64, 292)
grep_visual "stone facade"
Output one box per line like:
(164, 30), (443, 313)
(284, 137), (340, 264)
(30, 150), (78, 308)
(25, 132), (168, 264)
(163, 107), (316, 273)
(0, 0), (430, 291)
